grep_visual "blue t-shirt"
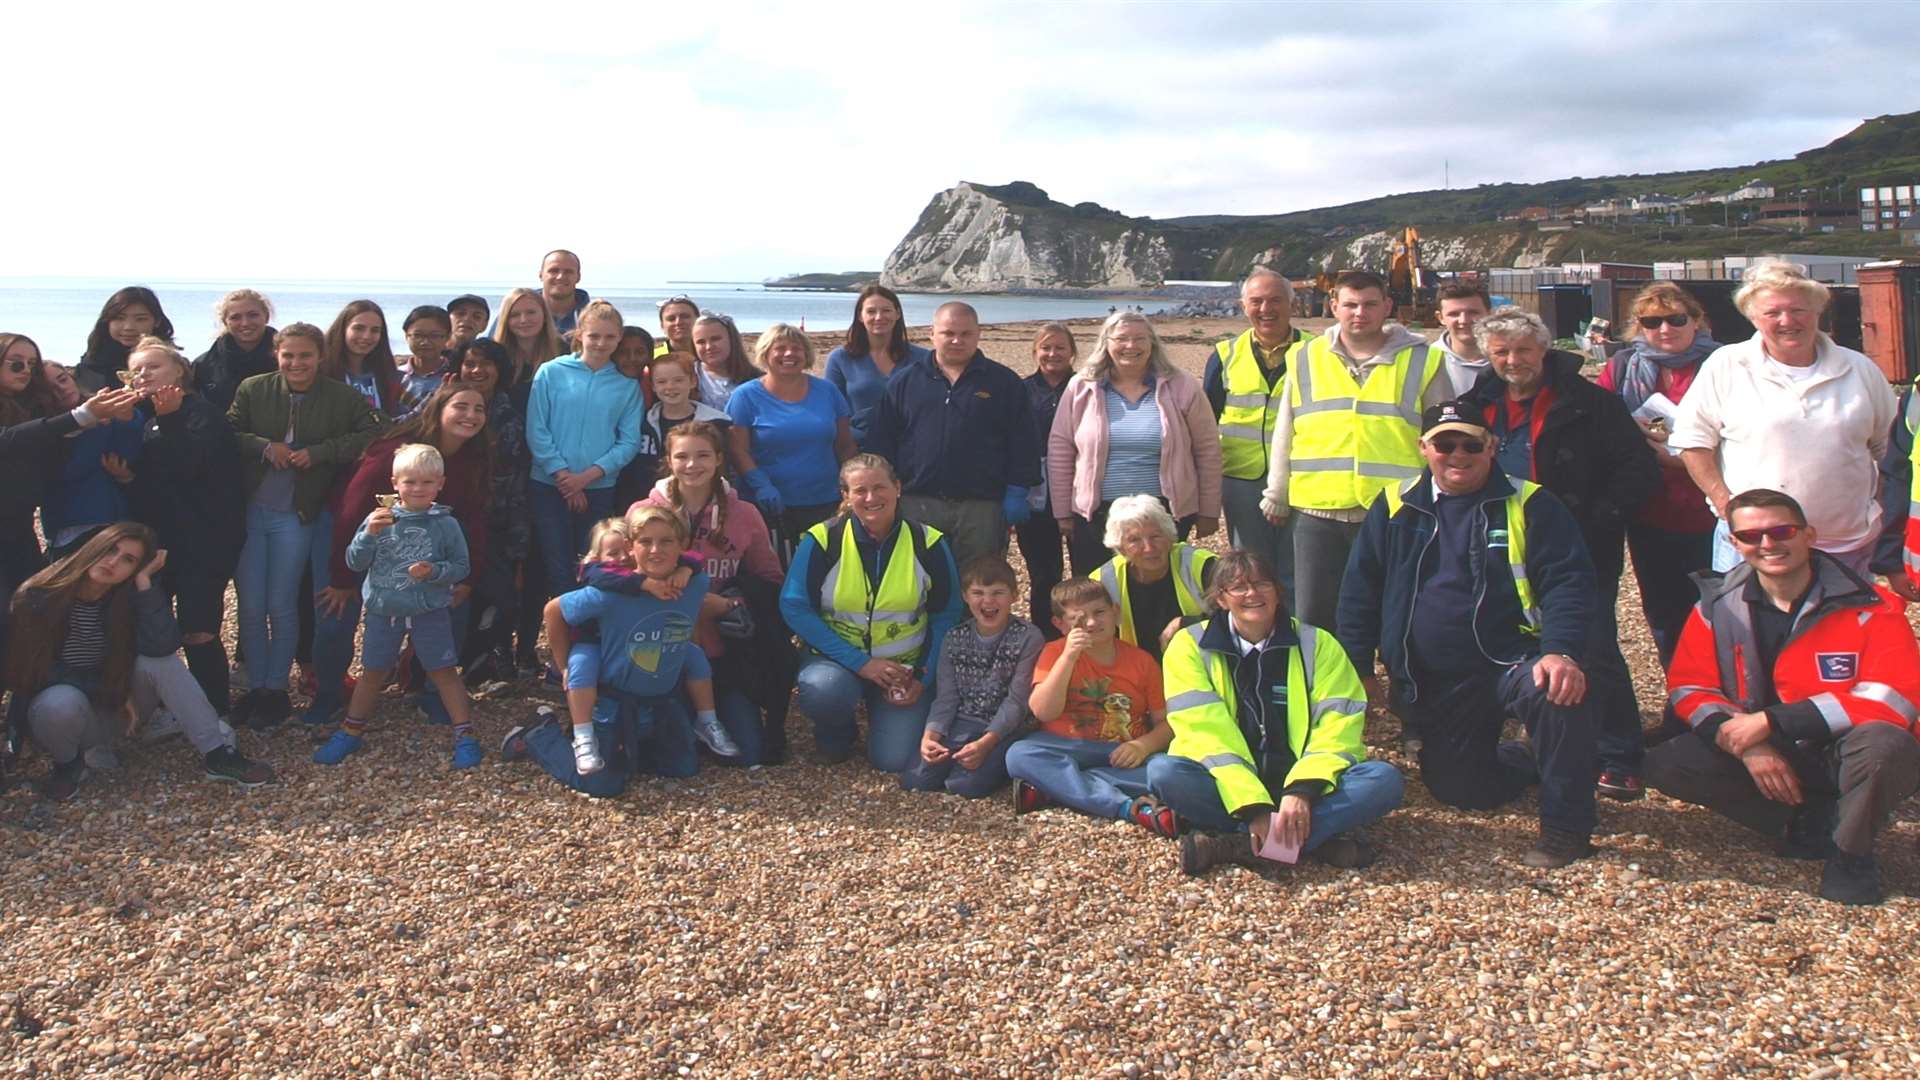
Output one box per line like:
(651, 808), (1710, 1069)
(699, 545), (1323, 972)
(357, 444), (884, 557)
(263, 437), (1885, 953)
(558, 572), (713, 696)
(825, 344), (929, 448)
(725, 376), (850, 507)
(1100, 381), (1162, 501)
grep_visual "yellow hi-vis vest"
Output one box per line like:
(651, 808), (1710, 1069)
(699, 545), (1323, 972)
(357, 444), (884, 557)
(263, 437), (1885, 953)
(806, 517), (944, 667)
(1285, 336), (1441, 511)
(1162, 617), (1369, 816)
(1093, 544), (1215, 648)
(1383, 477), (1544, 635)
(1215, 327), (1310, 480)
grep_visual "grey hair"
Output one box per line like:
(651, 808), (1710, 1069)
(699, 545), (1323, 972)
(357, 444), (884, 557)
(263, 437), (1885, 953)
(1240, 266), (1294, 301)
(1472, 306), (1551, 353)
(1102, 494), (1178, 551)
(1734, 258), (1830, 316)
(1081, 311), (1177, 384)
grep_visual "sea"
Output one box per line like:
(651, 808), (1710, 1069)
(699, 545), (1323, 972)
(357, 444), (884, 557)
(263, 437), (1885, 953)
(0, 278), (1146, 360)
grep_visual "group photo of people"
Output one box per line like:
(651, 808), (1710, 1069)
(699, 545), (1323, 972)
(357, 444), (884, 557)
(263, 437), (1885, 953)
(4, 251), (1916, 908)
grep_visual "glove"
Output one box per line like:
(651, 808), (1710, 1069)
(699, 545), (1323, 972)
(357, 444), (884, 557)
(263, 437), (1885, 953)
(740, 468), (785, 516)
(1001, 485), (1032, 527)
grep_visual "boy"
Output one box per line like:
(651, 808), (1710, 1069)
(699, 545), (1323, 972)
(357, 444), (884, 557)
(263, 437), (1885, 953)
(314, 444), (481, 768)
(900, 555), (1044, 797)
(446, 294), (491, 351)
(1005, 577), (1179, 836)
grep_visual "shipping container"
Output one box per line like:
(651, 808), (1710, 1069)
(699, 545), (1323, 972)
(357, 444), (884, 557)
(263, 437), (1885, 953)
(1860, 261), (1920, 383)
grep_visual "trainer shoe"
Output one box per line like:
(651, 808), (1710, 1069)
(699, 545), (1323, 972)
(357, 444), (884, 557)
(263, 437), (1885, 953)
(83, 746), (121, 771)
(1820, 850), (1884, 906)
(501, 706), (558, 764)
(451, 736), (483, 770)
(1522, 826), (1595, 869)
(42, 759), (87, 802)
(249, 690), (292, 732)
(1596, 770), (1646, 802)
(692, 713), (742, 758)
(1010, 778), (1053, 816)
(204, 746), (276, 789)
(312, 730), (365, 765)
(1310, 833), (1377, 869)
(1126, 795), (1182, 839)
(572, 730), (605, 775)
(1778, 801), (1838, 861)
(1179, 830), (1260, 876)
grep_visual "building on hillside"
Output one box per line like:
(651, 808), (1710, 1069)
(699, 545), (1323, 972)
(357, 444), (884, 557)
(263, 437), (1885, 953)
(1860, 183), (1918, 231)
(1757, 196), (1857, 232)
(1902, 215), (1920, 247)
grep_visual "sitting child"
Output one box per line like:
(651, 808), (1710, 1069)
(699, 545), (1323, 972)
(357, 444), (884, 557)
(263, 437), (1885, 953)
(900, 555), (1044, 797)
(314, 443), (479, 768)
(1005, 577), (1178, 836)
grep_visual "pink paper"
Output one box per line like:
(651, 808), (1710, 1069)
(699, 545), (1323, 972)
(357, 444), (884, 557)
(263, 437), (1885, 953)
(1257, 812), (1301, 864)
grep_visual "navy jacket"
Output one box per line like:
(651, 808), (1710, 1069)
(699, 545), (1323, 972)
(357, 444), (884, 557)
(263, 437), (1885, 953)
(866, 351), (1041, 500)
(1871, 385), (1916, 577)
(1337, 464), (1597, 703)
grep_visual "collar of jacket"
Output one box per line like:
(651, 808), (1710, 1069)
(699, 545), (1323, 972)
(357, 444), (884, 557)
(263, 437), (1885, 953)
(1691, 549), (1879, 629)
(1196, 606), (1301, 655)
(1464, 349), (1589, 415)
(1398, 462), (1520, 514)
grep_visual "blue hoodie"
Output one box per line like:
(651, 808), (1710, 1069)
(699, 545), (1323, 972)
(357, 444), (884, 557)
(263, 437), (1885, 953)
(526, 354), (642, 490)
(345, 503), (471, 617)
(559, 568), (712, 696)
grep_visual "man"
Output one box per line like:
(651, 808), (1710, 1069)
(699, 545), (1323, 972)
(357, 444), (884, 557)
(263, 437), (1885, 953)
(1652, 489), (1920, 906)
(1260, 269), (1449, 628)
(1459, 307), (1659, 801)
(1203, 267), (1309, 595)
(1432, 281), (1492, 396)
(447, 294), (490, 351)
(1338, 401), (1600, 867)
(540, 249), (589, 335)
(867, 302), (1040, 570)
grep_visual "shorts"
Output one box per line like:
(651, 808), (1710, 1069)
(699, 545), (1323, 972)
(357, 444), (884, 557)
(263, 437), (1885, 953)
(361, 607), (459, 672)
(566, 641), (602, 692)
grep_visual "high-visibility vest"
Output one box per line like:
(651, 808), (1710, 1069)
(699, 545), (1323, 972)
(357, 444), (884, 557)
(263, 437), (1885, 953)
(1093, 544), (1215, 647)
(1214, 328), (1309, 480)
(806, 517), (944, 666)
(1384, 478), (1544, 635)
(1286, 336), (1441, 511)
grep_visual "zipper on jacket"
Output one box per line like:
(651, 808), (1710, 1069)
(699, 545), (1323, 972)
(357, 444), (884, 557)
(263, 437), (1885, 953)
(1398, 517), (1436, 703)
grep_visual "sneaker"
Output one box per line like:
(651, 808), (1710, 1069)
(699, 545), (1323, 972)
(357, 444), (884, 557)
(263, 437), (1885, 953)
(1310, 833), (1377, 869)
(1010, 778), (1053, 816)
(451, 736), (483, 770)
(501, 706), (558, 764)
(571, 730), (604, 775)
(1179, 830), (1260, 876)
(204, 746), (276, 789)
(249, 690), (292, 732)
(541, 665), (565, 690)
(462, 650), (503, 690)
(42, 759), (87, 802)
(1820, 850), (1884, 906)
(229, 659), (251, 693)
(1522, 826), (1595, 869)
(1596, 770), (1645, 802)
(82, 746), (121, 771)
(140, 707), (186, 743)
(311, 730), (365, 765)
(300, 691), (342, 728)
(691, 713), (742, 758)
(1126, 795), (1182, 839)
(1778, 801), (1838, 861)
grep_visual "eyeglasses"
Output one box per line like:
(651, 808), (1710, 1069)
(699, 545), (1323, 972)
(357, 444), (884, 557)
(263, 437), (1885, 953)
(1429, 435), (1486, 455)
(3, 358), (35, 373)
(1730, 523), (1804, 545)
(406, 330), (449, 343)
(1637, 314), (1691, 330)
(1222, 580), (1279, 597)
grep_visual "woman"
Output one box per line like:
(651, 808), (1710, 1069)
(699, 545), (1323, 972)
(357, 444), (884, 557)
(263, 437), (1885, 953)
(725, 323), (857, 562)
(191, 288), (278, 414)
(450, 340), (531, 687)
(1593, 283), (1720, 665)
(494, 287), (568, 405)
(77, 286), (175, 393)
(322, 299), (401, 417)
(779, 454), (963, 770)
(227, 323), (382, 729)
(641, 422), (786, 763)
(825, 284), (930, 448)
(1089, 495), (1218, 661)
(1672, 259), (1897, 577)
(1048, 311), (1221, 573)
(655, 294), (699, 360)
(691, 312), (758, 410)
(1015, 323), (1076, 635)
(5, 523), (275, 802)
(305, 382), (494, 725)
(123, 337), (246, 717)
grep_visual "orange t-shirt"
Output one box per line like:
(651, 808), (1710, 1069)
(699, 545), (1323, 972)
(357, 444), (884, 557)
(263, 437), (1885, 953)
(1033, 638), (1165, 742)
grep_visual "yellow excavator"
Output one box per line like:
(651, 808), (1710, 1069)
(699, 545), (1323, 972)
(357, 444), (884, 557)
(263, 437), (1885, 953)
(1388, 226), (1436, 324)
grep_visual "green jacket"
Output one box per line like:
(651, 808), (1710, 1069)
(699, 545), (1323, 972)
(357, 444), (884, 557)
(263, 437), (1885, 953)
(228, 374), (383, 523)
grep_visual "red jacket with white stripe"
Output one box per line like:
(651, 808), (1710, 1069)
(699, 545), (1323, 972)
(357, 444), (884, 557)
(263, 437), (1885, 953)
(1668, 554), (1920, 745)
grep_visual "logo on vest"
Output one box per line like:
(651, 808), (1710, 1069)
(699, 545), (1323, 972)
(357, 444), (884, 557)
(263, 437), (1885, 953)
(1815, 653), (1858, 682)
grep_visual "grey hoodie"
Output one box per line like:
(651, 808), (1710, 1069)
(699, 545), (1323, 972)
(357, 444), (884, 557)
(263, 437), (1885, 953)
(345, 503), (471, 617)
(1432, 330), (1491, 398)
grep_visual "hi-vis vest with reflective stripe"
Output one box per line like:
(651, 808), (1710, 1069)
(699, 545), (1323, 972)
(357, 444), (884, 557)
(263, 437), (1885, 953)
(1384, 478), (1545, 635)
(806, 517), (944, 667)
(1285, 336), (1441, 511)
(1093, 544), (1215, 647)
(1215, 328), (1308, 480)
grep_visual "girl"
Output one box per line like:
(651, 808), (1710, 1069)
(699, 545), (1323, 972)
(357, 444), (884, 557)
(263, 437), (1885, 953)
(321, 299), (401, 417)
(825, 284), (930, 448)
(643, 352), (730, 471)
(78, 286), (175, 393)
(493, 287), (567, 406)
(611, 327), (661, 511)
(655, 295), (699, 359)
(191, 288), (278, 414)
(690, 312), (758, 410)
(395, 305), (455, 418)
(451, 340), (531, 687)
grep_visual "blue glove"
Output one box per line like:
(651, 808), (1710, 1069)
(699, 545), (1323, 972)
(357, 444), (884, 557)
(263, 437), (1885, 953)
(741, 468), (785, 516)
(1001, 485), (1031, 527)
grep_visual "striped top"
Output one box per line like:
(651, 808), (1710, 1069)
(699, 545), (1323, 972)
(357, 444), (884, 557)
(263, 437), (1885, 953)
(1100, 380), (1162, 501)
(58, 600), (108, 669)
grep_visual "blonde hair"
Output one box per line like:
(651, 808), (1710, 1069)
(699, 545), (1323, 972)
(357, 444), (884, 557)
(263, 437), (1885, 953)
(661, 422), (731, 537)
(625, 503), (690, 545)
(1629, 281), (1708, 328)
(1734, 258), (1831, 316)
(576, 299), (625, 336)
(391, 442), (445, 480)
(129, 335), (194, 389)
(494, 286), (565, 383)
(752, 322), (816, 372)
(1080, 311), (1176, 383)
(214, 288), (274, 327)
(584, 517), (632, 563)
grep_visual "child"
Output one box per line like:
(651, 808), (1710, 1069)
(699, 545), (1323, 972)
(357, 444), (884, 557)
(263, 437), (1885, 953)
(314, 443), (479, 768)
(900, 555), (1043, 797)
(394, 305), (453, 419)
(644, 351), (731, 454)
(1004, 577), (1179, 836)
(611, 327), (660, 510)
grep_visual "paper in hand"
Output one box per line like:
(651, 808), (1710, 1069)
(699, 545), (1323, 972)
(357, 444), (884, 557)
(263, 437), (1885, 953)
(1257, 812), (1302, 864)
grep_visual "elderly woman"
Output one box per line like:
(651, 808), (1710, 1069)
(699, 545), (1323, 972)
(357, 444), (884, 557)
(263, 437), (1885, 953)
(1048, 311), (1221, 574)
(1672, 259), (1897, 577)
(825, 284), (931, 448)
(725, 322), (857, 561)
(779, 454), (963, 770)
(1089, 494), (1218, 661)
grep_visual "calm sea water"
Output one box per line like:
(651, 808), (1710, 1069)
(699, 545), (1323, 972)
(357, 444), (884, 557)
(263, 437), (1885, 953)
(0, 279), (1141, 360)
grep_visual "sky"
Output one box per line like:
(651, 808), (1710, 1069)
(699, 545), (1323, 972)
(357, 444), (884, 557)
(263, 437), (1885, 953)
(8, 0), (1914, 286)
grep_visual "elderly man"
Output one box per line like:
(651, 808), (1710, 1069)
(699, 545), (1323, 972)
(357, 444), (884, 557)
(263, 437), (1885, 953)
(1432, 281), (1493, 396)
(540, 249), (590, 335)
(1204, 267), (1312, 593)
(1459, 306), (1659, 801)
(867, 302), (1040, 570)
(1652, 489), (1920, 906)
(1338, 401), (1600, 867)
(1261, 269), (1449, 629)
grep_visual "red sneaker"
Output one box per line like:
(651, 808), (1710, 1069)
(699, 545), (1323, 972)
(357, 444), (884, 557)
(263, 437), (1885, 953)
(1127, 795), (1183, 839)
(1010, 778), (1053, 816)
(1597, 770), (1645, 802)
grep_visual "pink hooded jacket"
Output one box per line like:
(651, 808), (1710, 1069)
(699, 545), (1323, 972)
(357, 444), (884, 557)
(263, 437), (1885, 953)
(639, 477), (782, 655)
(1046, 369), (1222, 522)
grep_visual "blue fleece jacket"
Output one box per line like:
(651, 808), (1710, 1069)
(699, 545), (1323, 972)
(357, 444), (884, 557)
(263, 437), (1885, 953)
(345, 504), (471, 617)
(526, 354), (642, 490)
(42, 417), (143, 541)
(559, 568), (712, 696)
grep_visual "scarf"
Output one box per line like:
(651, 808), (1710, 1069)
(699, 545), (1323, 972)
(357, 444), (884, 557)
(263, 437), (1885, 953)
(1616, 334), (1718, 413)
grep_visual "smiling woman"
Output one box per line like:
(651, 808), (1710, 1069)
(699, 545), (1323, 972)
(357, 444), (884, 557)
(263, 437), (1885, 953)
(78, 286), (175, 394)
(725, 322), (857, 562)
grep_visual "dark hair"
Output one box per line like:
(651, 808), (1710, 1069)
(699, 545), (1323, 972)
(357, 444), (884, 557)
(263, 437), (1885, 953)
(0, 332), (59, 427)
(1435, 281), (1490, 308)
(960, 554), (1018, 592)
(661, 421), (732, 535)
(1725, 488), (1808, 528)
(1205, 550), (1283, 609)
(616, 326), (656, 374)
(844, 284), (909, 361)
(403, 304), (452, 332)
(1332, 270), (1390, 299)
(1049, 577), (1110, 614)
(322, 300), (399, 413)
(82, 286), (175, 372)
(457, 338), (513, 390)
(5, 521), (158, 712)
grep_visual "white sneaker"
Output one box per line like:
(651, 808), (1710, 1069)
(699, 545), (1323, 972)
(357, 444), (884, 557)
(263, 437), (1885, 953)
(229, 660), (251, 692)
(141, 708), (186, 743)
(83, 745), (121, 770)
(692, 712), (741, 757)
(572, 730), (605, 775)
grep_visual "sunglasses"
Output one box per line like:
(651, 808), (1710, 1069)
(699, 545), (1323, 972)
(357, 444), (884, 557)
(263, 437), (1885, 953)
(3, 358), (35, 374)
(1730, 523), (1804, 545)
(656, 294), (695, 311)
(1430, 435), (1486, 455)
(1638, 314), (1691, 330)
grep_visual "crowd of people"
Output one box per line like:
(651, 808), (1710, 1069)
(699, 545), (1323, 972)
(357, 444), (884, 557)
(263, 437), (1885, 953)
(2, 252), (1916, 906)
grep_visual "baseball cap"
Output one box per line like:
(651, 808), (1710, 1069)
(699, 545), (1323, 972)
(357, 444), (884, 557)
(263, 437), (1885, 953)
(447, 294), (490, 316)
(1422, 400), (1489, 439)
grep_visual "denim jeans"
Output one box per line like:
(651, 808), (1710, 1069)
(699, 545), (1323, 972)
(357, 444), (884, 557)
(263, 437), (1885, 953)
(793, 657), (930, 771)
(525, 690), (698, 796)
(1147, 756), (1406, 845)
(1586, 572), (1644, 776)
(530, 480), (616, 598)
(235, 504), (318, 692)
(1221, 476), (1295, 599)
(1003, 731), (1154, 820)
(899, 723), (1013, 797)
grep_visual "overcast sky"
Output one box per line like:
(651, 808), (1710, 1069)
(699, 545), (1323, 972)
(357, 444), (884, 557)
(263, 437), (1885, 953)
(9, 0), (1912, 285)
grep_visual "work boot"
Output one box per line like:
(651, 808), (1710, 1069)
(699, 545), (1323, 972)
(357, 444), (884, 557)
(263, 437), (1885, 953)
(1820, 850), (1884, 906)
(1522, 826), (1595, 869)
(1179, 831), (1261, 877)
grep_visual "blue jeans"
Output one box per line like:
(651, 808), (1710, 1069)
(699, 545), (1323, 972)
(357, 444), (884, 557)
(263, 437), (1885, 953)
(1003, 731), (1153, 820)
(794, 657), (929, 771)
(899, 723), (1013, 797)
(530, 480), (616, 598)
(1147, 756), (1406, 846)
(526, 690), (697, 795)
(235, 505), (318, 692)
(1221, 476), (1294, 599)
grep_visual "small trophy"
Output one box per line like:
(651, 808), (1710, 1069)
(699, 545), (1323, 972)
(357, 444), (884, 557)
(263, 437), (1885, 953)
(115, 370), (139, 386)
(374, 494), (401, 510)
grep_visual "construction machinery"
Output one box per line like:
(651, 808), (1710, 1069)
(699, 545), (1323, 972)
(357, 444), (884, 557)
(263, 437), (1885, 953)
(1387, 226), (1437, 324)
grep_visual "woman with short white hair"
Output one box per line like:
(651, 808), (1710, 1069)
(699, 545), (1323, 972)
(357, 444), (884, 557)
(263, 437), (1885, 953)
(1088, 494), (1217, 661)
(1671, 260), (1896, 575)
